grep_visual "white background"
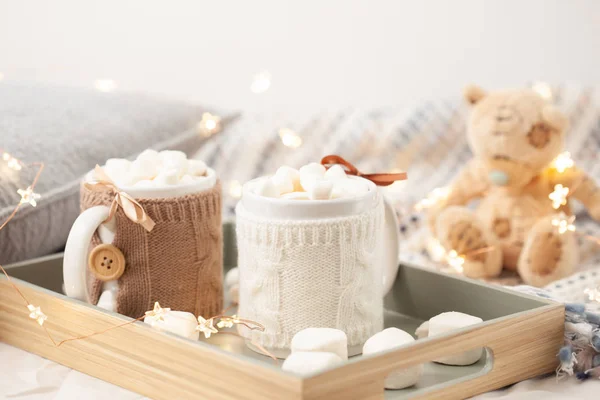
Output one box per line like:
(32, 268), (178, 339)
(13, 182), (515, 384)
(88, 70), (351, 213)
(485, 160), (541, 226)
(0, 0), (598, 112)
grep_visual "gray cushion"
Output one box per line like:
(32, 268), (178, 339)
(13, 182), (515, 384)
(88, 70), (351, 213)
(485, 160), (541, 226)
(0, 82), (235, 264)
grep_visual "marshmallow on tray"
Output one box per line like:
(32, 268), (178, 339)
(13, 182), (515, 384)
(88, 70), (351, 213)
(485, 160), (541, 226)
(143, 310), (200, 341)
(272, 166), (301, 194)
(282, 351), (344, 376)
(256, 178), (280, 198)
(427, 311), (483, 366)
(291, 327), (348, 360)
(362, 328), (422, 390)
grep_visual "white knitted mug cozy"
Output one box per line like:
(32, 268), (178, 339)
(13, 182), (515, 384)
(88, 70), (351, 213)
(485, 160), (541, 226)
(236, 176), (399, 357)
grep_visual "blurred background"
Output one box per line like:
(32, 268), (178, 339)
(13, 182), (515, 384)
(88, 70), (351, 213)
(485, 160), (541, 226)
(1, 0), (598, 112)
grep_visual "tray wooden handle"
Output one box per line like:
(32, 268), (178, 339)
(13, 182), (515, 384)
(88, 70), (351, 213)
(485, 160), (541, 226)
(304, 304), (564, 400)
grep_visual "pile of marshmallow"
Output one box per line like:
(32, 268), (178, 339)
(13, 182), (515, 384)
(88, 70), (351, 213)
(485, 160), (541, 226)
(254, 163), (369, 200)
(101, 149), (211, 188)
(281, 311), (483, 390)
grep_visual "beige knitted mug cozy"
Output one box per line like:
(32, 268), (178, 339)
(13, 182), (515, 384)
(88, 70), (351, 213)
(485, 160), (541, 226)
(80, 181), (223, 318)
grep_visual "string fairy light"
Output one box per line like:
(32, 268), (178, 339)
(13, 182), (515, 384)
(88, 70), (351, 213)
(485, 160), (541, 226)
(584, 287), (600, 303)
(27, 304), (47, 326)
(196, 316), (219, 339)
(445, 250), (465, 273)
(250, 70), (271, 94)
(531, 81), (553, 101)
(94, 79), (117, 93)
(144, 302), (171, 326)
(197, 112), (222, 137)
(550, 152), (575, 174)
(549, 184), (569, 210)
(17, 186), (41, 207)
(3, 152), (23, 171)
(552, 213), (576, 234)
(217, 314), (239, 329)
(228, 180), (243, 199)
(414, 187), (450, 211)
(278, 128), (303, 148)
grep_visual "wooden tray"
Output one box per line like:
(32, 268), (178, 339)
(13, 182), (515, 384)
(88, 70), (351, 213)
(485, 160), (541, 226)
(1, 224), (564, 400)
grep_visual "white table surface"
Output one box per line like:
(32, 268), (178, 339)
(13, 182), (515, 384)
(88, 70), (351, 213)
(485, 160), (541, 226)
(2, 342), (598, 399)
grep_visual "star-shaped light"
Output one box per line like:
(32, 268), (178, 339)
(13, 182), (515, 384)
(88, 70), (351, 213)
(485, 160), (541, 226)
(584, 287), (600, 303)
(197, 112), (221, 137)
(445, 250), (465, 273)
(415, 187), (450, 211)
(217, 314), (240, 329)
(144, 302), (170, 326)
(549, 184), (569, 209)
(3, 152), (22, 171)
(17, 186), (41, 207)
(196, 316), (218, 338)
(27, 304), (47, 326)
(552, 213), (576, 234)
(551, 152), (574, 174)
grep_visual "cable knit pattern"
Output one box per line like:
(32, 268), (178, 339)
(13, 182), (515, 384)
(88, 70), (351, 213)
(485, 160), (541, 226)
(236, 198), (384, 351)
(80, 181), (223, 318)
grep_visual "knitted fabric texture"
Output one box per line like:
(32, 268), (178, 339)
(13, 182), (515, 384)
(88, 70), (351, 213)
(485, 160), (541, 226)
(236, 199), (385, 351)
(80, 181), (223, 318)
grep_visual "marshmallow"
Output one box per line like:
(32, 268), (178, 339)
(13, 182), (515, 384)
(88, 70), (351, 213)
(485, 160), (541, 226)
(415, 321), (429, 340)
(154, 169), (180, 186)
(144, 310), (200, 341)
(362, 328), (422, 389)
(331, 179), (369, 199)
(160, 150), (188, 178)
(308, 180), (333, 200)
(282, 352), (343, 376)
(225, 267), (239, 288)
(187, 159), (207, 176)
(128, 158), (159, 183)
(299, 163), (326, 192)
(428, 312), (483, 365)
(291, 328), (348, 360)
(324, 164), (348, 181)
(256, 178), (280, 198)
(272, 166), (301, 194)
(104, 158), (131, 181)
(137, 149), (160, 164)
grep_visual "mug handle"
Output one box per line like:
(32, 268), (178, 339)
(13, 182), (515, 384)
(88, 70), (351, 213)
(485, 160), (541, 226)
(63, 205), (112, 301)
(381, 197), (400, 295)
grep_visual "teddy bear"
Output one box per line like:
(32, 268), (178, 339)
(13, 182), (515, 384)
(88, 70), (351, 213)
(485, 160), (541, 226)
(428, 85), (600, 287)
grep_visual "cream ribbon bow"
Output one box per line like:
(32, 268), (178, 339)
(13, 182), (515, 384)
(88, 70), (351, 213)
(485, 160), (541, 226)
(84, 165), (156, 232)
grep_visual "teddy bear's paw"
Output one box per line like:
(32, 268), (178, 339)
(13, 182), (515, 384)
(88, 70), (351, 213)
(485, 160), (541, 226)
(517, 216), (579, 287)
(436, 207), (502, 279)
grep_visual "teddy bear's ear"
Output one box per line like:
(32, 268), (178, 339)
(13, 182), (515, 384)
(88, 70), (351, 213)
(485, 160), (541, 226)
(542, 105), (569, 132)
(463, 85), (487, 105)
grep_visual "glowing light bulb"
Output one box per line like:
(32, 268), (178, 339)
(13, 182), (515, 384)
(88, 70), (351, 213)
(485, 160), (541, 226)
(549, 184), (569, 209)
(532, 81), (553, 101)
(551, 213), (576, 234)
(250, 70), (271, 94)
(17, 187), (41, 207)
(415, 187), (450, 211)
(551, 152), (574, 173)
(198, 113), (222, 137)
(446, 249), (465, 273)
(584, 287), (600, 302)
(27, 304), (47, 326)
(94, 79), (117, 93)
(228, 180), (242, 199)
(196, 316), (218, 338)
(144, 302), (170, 326)
(278, 128), (302, 148)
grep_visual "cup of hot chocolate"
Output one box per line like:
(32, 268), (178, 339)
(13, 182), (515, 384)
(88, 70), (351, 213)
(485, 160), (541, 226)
(236, 161), (402, 357)
(63, 149), (223, 319)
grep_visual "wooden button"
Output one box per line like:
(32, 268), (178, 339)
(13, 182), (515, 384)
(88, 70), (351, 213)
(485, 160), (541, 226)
(88, 244), (126, 282)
